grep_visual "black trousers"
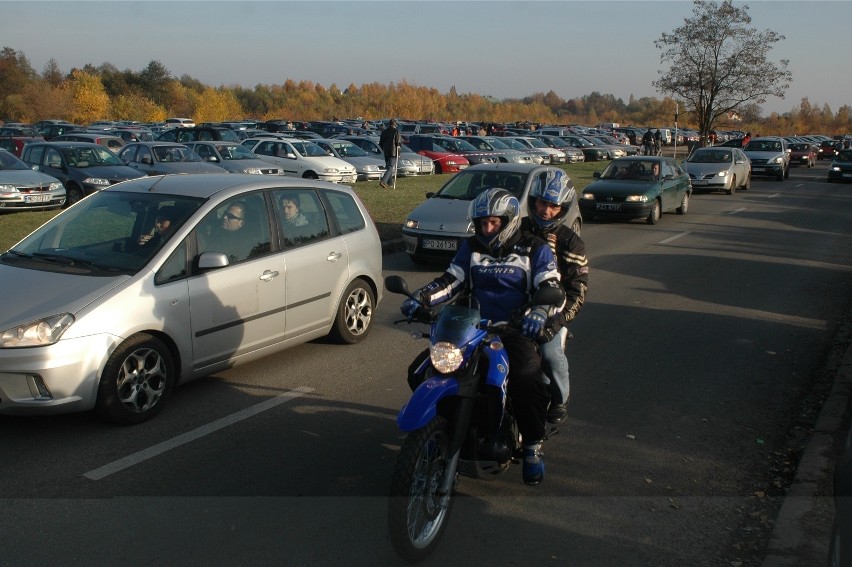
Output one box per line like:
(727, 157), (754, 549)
(502, 332), (550, 443)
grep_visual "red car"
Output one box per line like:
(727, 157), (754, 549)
(418, 148), (470, 174)
(0, 135), (43, 157)
(788, 142), (816, 168)
(818, 140), (843, 161)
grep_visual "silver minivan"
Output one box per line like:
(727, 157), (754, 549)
(0, 174), (382, 424)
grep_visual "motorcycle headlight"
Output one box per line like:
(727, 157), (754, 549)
(431, 341), (464, 374)
(0, 313), (75, 348)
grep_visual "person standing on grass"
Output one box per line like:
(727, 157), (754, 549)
(379, 119), (401, 189)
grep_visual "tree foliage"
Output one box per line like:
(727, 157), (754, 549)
(653, 0), (791, 142)
(0, 42), (848, 136)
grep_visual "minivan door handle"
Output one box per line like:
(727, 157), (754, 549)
(327, 251), (342, 262)
(259, 270), (279, 282)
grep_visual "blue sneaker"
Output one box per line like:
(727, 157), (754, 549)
(522, 443), (544, 485)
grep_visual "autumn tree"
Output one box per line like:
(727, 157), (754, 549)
(68, 69), (110, 123)
(0, 47), (37, 119)
(653, 0), (791, 144)
(139, 60), (172, 106)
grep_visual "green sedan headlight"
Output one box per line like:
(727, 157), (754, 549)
(581, 192), (595, 200)
(0, 314), (75, 348)
(404, 218), (419, 229)
(431, 341), (464, 374)
(626, 195), (649, 202)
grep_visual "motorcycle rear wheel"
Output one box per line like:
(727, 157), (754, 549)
(388, 416), (453, 562)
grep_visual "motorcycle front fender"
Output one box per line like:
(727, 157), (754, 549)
(397, 377), (459, 432)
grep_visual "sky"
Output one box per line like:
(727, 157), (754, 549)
(3, 0), (851, 118)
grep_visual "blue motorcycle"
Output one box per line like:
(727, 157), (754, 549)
(384, 275), (563, 562)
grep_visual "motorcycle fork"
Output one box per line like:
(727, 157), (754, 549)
(436, 360), (480, 504)
(436, 395), (474, 505)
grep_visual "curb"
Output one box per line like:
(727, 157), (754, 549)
(761, 329), (852, 566)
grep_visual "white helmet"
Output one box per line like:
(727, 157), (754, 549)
(468, 188), (521, 252)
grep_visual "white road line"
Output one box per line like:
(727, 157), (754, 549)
(768, 193), (781, 199)
(658, 231), (691, 244)
(83, 386), (315, 481)
(728, 207), (747, 214)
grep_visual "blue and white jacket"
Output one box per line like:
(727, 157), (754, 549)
(418, 232), (561, 323)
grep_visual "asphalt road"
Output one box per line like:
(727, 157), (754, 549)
(1, 162), (850, 566)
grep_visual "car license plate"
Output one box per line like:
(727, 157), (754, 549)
(692, 179), (707, 185)
(422, 238), (457, 251)
(844, 173), (852, 178)
(752, 166), (764, 172)
(596, 203), (621, 211)
(24, 194), (50, 203)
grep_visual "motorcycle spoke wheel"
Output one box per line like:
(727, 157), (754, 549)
(388, 416), (453, 562)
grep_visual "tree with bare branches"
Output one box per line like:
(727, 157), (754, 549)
(653, 0), (791, 145)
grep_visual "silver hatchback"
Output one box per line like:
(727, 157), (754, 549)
(402, 163), (582, 264)
(0, 174), (382, 423)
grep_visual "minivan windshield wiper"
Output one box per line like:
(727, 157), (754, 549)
(32, 252), (100, 270)
(4, 249), (35, 259)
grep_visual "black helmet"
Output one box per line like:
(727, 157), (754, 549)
(527, 169), (575, 230)
(468, 188), (520, 252)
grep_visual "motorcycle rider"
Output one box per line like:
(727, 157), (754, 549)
(401, 188), (562, 485)
(521, 170), (588, 424)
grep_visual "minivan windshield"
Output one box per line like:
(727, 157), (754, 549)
(61, 145), (125, 167)
(4, 191), (203, 275)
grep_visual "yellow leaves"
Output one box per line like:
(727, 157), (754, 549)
(69, 70), (110, 124)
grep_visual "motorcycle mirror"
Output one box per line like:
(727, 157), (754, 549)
(385, 275), (410, 295)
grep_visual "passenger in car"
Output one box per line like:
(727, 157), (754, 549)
(138, 207), (176, 246)
(280, 195), (308, 228)
(199, 201), (255, 262)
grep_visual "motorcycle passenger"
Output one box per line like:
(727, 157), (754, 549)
(401, 188), (562, 485)
(521, 170), (589, 425)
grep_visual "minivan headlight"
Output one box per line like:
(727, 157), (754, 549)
(0, 314), (75, 348)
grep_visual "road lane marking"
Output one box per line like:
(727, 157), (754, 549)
(658, 231), (691, 244)
(83, 386), (315, 480)
(768, 193), (781, 198)
(728, 207), (747, 214)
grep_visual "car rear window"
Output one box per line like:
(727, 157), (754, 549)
(324, 191), (365, 234)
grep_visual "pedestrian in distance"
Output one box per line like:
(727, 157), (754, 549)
(642, 129), (654, 156)
(379, 119), (401, 189)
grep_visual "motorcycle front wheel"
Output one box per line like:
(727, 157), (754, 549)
(388, 416), (453, 562)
